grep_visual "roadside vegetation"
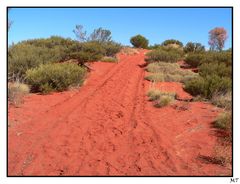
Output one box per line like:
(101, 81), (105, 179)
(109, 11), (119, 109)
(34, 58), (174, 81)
(147, 88), (176, 108)
(144, 27), (232, 166)
(8, 26), (122, 103)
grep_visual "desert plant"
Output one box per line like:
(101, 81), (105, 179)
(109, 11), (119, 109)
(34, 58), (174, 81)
(8, 82), (29, 106)
(184, 53), (204, 67)
(145, 49), (181, 63)
(184, 42), (205, 53)
(147, 89), (176, 107)
(145, 62), (198, 83)
(184, 75), (231, 99)
(214, 112), (232, 130)
(145, 73), (164, 82)
(199, 62), (232, 78)
(26, 63), (86, 93)
(120, 47), (139, 55)
(162, 39), (183, 47)
(154, 95), (174, 108)
(211, 92), (232, 110)
(130, 35), (149, 49)
(101, 41), (122, 57)
(100, 56), (118, 63)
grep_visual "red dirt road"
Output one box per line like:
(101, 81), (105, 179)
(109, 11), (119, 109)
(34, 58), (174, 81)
(8, 51), (231, 176)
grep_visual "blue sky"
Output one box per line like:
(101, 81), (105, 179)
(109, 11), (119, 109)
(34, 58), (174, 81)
(8, 8), (232, 49)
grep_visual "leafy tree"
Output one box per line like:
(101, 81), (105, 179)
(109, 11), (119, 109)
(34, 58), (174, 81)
(184, 42), (205, 53)
(130, 35), (149, 48)
(208, 27), (227, 51)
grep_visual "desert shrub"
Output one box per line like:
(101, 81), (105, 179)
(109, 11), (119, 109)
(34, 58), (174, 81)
(120, 47), (139, 55)
(162, 39), (183, 47)
(180, 74), (199, 84)
(145, 73), (164, 82)
(184, 42), (205, 53)
(101, 56), (118, 63)
(8, 82), (29, 106)
(199, 62), (232, 78)
(8, 37), (80, 80)
(145, 49), (181, 63)
(184, 53), (204, 67)
(130, 35), (149, 49)
(146, 62), (178, 73)
(148, 44), (162, 50)
(26, 63), (86, 93)
(146, 62), (198, 82)
(214, 112), (232, 130)
(101, 41), (122, 57)
(154, 96), (174, 108)
(164, 74), (182, 82)
(211, 92), (232, 110)
(185, 51), (232, 68)
(184, 75), (231, 99)
(147, 89), (176, 107)
(8, 37), (121, 80)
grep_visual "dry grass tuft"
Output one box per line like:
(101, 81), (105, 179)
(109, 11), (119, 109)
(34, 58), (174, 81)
(8, 82), (29, 106)
(120, 47), (139, 55)
(147, 88), (176, 108)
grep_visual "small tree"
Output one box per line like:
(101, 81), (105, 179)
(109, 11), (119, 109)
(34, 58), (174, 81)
(89, 27), (112, 43)
(73, 25), (87, 42)
(184, 42), (205, 53)
(208, 27), (227, 51)
(130, 35), (149, 48)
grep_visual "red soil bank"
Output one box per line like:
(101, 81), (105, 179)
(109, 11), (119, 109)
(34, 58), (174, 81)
(8, 51), (231, 176)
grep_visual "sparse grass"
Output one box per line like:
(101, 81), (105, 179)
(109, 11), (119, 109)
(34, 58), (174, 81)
(120, 47), (139, 55)
(214, 112), (232, 130)
(8, 82), (30, 106)
(154, 95), (174, 108)
(145, 73), (164, 82)
(100, 56), (118, 63)
(146, 62), (179, 73)
(145, 62), (198, 83)
(211, 92), (232, 110)
(147, 88), (176, 108)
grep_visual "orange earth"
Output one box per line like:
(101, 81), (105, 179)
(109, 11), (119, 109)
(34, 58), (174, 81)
(8, 50), (232, 176)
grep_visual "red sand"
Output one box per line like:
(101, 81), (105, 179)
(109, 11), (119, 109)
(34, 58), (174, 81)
(8, 51), (231, 176)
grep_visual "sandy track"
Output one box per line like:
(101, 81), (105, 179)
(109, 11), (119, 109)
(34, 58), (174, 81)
(8, 51), (231, 176)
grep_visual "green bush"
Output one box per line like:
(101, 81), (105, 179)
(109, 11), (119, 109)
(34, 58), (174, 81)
(145, 49), (181, 63)
(162, 39), (183, 47)
(101, 41), (122, 57)
(26, 63), (86, 93)
(184, 42), (205, 53)
(199, 62), (232, 78)
(8, 37), (121, 80)
(130, 35), (149, 48)
(185, 51), (232, 68)
(184, 53), (204, 67)
(8, 37), (80, 80)
(184, 75), (231, 99)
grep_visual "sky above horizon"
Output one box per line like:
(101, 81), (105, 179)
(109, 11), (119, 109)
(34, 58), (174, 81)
(8, 8), (232, 49)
